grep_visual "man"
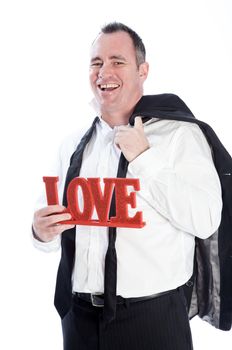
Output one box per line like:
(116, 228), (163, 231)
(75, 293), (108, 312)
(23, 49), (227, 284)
(33, 22), (222, 349)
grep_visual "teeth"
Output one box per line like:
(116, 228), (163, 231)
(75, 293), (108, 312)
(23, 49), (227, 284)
(100, 83), (119, 89)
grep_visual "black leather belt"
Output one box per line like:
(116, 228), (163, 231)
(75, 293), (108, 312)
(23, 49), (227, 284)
(73, 290), (175, 307)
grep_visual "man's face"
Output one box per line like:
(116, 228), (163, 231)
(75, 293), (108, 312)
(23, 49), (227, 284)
(89, 31), (148, 121)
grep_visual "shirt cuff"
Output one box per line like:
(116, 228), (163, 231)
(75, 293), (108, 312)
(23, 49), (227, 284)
(31, 227), (61, 253)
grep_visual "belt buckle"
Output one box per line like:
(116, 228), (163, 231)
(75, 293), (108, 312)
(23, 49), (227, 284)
(91, 294), (104, 307)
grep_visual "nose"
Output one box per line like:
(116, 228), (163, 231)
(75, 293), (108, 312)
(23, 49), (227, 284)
(98, 63), (113, 79)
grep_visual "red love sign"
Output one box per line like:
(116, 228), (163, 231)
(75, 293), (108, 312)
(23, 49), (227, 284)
(43, 177), (145, 228)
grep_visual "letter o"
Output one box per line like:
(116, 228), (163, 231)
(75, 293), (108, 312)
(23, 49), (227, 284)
(67, 177), (94, 221)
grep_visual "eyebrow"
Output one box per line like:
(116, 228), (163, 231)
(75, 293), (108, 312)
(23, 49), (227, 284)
(109, 55), (127, 61)
(90, 55), (127, 63)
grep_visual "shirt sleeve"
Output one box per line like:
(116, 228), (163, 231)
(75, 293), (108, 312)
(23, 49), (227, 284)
(128, 123), (223, 239)
(31, 144), (64, 252)
(32, 131), (82, 252)
(31, 230), (61, 252)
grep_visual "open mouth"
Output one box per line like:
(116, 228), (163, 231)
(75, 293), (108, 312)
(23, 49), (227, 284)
(98, 83), (120, 92)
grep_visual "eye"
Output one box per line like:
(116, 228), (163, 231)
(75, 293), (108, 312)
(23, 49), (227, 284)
(114, 61), (124, 66)
(90, 62), (103, 67)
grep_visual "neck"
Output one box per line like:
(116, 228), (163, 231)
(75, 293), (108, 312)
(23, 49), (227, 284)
(101, 111), (131, 127)
(100, 97), (142, 127)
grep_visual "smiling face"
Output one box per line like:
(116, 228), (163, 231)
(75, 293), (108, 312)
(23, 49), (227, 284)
(89, 31), (149, 126)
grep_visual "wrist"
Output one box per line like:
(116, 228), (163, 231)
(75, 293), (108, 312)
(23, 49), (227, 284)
(32, 225), (46, 242)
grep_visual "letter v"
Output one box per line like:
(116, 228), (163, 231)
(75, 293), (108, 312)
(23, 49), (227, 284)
(87, 178), (115, 222)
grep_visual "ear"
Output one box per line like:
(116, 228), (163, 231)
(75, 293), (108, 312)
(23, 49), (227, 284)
(139, 62), (149, 81)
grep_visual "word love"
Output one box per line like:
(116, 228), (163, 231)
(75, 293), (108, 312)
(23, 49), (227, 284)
(43, 177), (145, 228)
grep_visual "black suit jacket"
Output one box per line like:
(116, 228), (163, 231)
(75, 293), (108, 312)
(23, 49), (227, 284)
(54, 94), (232, 331)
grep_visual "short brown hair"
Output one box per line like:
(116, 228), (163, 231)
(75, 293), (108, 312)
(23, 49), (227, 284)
(101, 22), (146, 67)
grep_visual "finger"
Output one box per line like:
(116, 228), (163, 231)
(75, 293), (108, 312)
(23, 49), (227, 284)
(114, 134), (120, 144)
(115, 130), (131, 139)
(44, 212), (73, 226)
(134, 116), (143, 129)
(44, 224), (75, 237)
(114, 137), (121, 149)
(117, 125), (130, 131)
(63, 224), (76, 230)
(35, 205), (67, 218)
(54, 224), (76, 231)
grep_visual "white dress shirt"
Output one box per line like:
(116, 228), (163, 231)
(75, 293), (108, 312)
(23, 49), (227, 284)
(33, 117), (222, 297)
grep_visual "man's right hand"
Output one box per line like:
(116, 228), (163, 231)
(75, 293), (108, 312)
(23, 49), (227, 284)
(32, 205), (75, 242)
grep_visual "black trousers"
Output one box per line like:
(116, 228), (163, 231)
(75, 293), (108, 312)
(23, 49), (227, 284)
(61, 288), (193, 350)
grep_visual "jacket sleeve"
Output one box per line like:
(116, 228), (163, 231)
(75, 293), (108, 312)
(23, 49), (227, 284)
(128, 123), (223, 239)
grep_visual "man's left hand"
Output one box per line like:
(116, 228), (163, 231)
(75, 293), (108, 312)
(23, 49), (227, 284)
(114, 117), (150, 162)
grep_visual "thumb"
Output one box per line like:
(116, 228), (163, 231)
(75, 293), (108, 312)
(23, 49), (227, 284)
(134, 116), (143, 129)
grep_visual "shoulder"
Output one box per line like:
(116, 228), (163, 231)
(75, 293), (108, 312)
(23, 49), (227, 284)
(146, 118), (211, 156)
(145, 118), (203, 138)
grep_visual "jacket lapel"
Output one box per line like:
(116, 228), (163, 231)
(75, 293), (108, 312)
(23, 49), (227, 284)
(54, 116), (99, 319)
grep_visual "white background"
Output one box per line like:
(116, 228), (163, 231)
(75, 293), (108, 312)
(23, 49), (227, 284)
(0, 0), (232, 349)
